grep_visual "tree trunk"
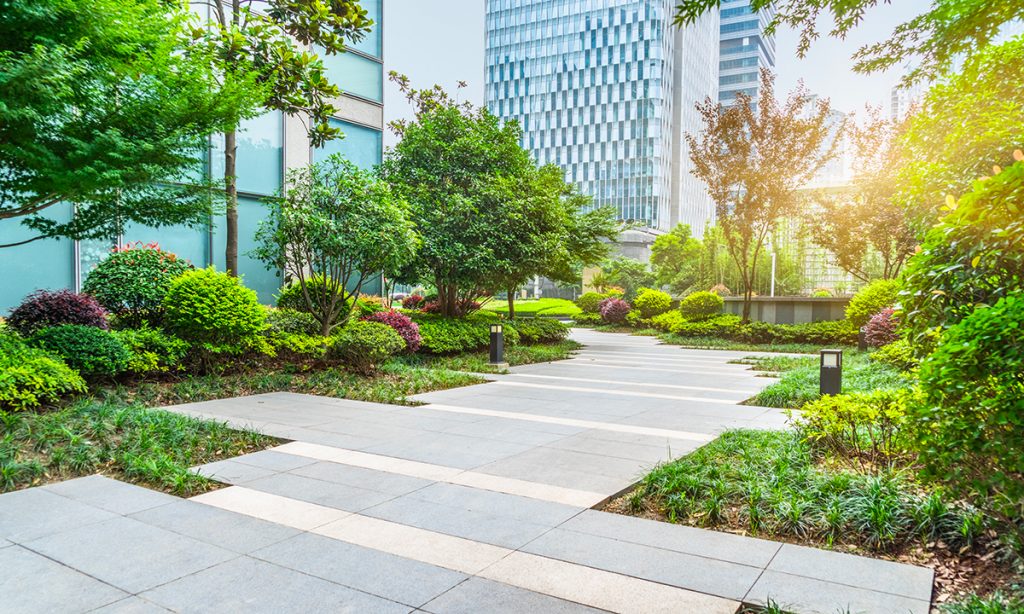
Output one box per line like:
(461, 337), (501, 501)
(507, 288), (515, 320)
(224, 128), (238, 276)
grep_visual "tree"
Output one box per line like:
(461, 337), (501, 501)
(899, 36), (1024, 225)
(599, 256), (655, 302)
(193, 0), (373, 275)
(650, 224), (704, 294)
(0, 0), (252, 247)
(805, 109), (917, 281)
(381, 76), (535, 317)
(672, 0), (1024, 84)
(253, 156), (417, 336)
(687, 70), (836, 321)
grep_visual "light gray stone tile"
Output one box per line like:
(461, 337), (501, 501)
(191, 458), (278, 484)
(44, 475), (177, 515)
(243, 472), (395, 512)
(253, 532), (466, 607)
(288, 461), (435, 496)
(231, 450), (317, 472)
(129, 499), (300, 554)
(421, 577), (605, 614)
(0, 545), (128, 613)
(0, 487), (117, 543)
(88, 596), (171, 613)
(404, 482), (582, 526)
(745, 570), (931, 614)
(768, 543), (934, 601)
(24, 516), (237, 594)
(140, 556), (410, 613)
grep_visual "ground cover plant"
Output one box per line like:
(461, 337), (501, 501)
(482, 297), (581, 318)
(745, 351), (910, 408)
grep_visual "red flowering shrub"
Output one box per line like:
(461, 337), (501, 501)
(361, 309), (421, 352)
(864, 308), (899, 348)
(7, 290), (109, 335)
(599, 297), (631, 324)
(402, 295), (425, 309)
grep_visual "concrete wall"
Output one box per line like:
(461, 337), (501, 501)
(723, 297), (849, 324)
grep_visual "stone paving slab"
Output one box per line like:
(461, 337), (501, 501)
(129, 499), (301, 555)
(0, 544), (129, 613)
(0, 487), (117, 543)
(745, 569), (931, 614)
(420, 577), (606, 614)
(43, 475), (178, 516)
(89, 596), (170, 613)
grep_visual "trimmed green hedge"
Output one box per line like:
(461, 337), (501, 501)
(511, 318), (569, 344)
(412, 313), (521, 354)
(653, 313), (857, 346)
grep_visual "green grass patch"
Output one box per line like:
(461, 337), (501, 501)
(482, 298), (581, 318)
(394, 339), (582, 374)
(747, 351), (911, 409)
(622, 430), (981, 553)
(659, 334), (832, 354)
(0, 400), (274, 495)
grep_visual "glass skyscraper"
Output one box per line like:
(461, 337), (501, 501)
(485, 0), (719, 233)
(718, 0), (776, 105)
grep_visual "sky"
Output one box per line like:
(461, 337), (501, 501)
(382, 0), (932, 146)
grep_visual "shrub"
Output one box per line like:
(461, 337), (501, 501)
(329, 320), (405, 374)
(671, 314), (742, 338)
(82, 243), (193, 326)
(811, 288), (832, 298)
(650, 310), (684, 332)
(422, 299), (482, 315)
(793, 389), (917, 463)
(864, 308), (899, 347)
(599, 297), (630, 324)
(268, 333), (331, 358)
(414, 314), (520, 354)
(846, 279), (900, 328)
(572, 313), (602, 326)
(915, 293), (1024, 548)
(357, 294), (387, 314)
(632, 288), (672, 319)
(113, 327), (188, 375)
(791, 320), (859, 345)
(361, 310), (422, 352)
(678, 291), (724, 322)
(265, 308), (321, 336)
(402, 294), (425, 309)
(513, 318), (569, 344)
(871, 338), (918, 371)
(708, 283), (731, 296)
(163, 268), (268, 359)
(575, 292), (607, 314)
(31, 325), (131, 377)
(0, 333), (86, 410)
(7, 290), (109, 335)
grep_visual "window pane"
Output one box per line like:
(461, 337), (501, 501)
(121, 222), (209, 268)
(352, 0), (382, 58)
(0, 204), (75, 312)
(315, 119), (382, 170)
(321, 51), (383, 102)
(212, 196), (281, 304)
(212, 111), (283, 196)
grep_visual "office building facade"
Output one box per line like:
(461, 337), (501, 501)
(0, 1), (385, 311)
(718, 0), (775, 106)
(485, 0), (719, 234)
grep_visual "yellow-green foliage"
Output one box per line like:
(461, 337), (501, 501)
(633, 288), (672, 319)
(792, 389), (918, 462)
(0, 333), (86, 410)
(845, 279), (900, 327)
(678, 291), (724, 321)
(650, 310), (685, 332)
(164, 268), (268, 356)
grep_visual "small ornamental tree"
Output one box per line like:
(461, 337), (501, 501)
(599, 298), (631, 324)
(83, 243), (194, 326)
(254, 156), (417, 336)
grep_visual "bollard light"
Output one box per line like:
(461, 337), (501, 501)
(819, 349), (843, 396)
(489, 323), (506, 366)
(857, 327), (868, 352)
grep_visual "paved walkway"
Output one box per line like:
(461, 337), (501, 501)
(0, 329), (932, 613)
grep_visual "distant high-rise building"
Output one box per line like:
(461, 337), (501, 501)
(485, 0), (719, 235)
(717, 0), (776, 106)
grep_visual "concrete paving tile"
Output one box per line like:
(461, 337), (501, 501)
(129, 499), (300, 554)
(191, 458), (278, 484)
(404, 482), (583, 526)
(0, 544), (129, 613)
(522, 527), (762, 600)
(479, 551), (740, 614)
(543, 433), (675, 464)
(745, 569), (931, 614)
(277, 441), (462, 481)
(0, 487), (117, 543)
(313, 513), (511, 575)
(361, 433), (534, 470)
(191, 485), (350, 530)
(43, 475), (177, 516)
(253, 532), (467, 607)
(88, 596), (171, 613)
(242, 471), (396, 512)
(23, 516), (237, 594)
(231, 450), (317, 472)
(288, 460), (435, 496)
(768, 543), (934, 601)
(445, 472), (605, 507)
(140, 556), (410, 613)
(562, 509), (782, 568)
(420, 577), (606, 614)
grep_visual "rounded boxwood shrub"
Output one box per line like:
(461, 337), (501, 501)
(633, 288), (672, 319)
(845, 279), (900, 328)
(7, 289), (109, 335)
(678, 291), (724, 322)
(0, 333), (86, 410)
(330, 320), (405, 374)
(511, 318), (569, 344)
(599, 297), (631, 324)
(864, 308), (899, 348)
(164, 268), (267, 357)
(650, 310), (684, 332)
(265, 307), (321, 336)
(113, 327), (189, 375)
(31, 324), (131, 377)
(361, 309), (422, 352)
(82, 243), (193, 326)
(575, 292), (606, 314)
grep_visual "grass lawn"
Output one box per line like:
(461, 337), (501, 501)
(741, 351), (911, 408)
(482, 297), (581, 318)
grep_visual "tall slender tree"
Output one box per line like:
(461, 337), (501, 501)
(686, 70), (836, 321)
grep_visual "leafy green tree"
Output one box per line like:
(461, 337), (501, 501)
(253, 156), (417, 336)
(687, 71), (836, 321)
(0, 0), (252, 246)
(672, 0), (1024, 84)
(650, 224), (703, 294)
(899, 36), (1024, 224)
(600, 256), (655, 302)
(192, 0), (373, 275)
(381, 76), (536, 317)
